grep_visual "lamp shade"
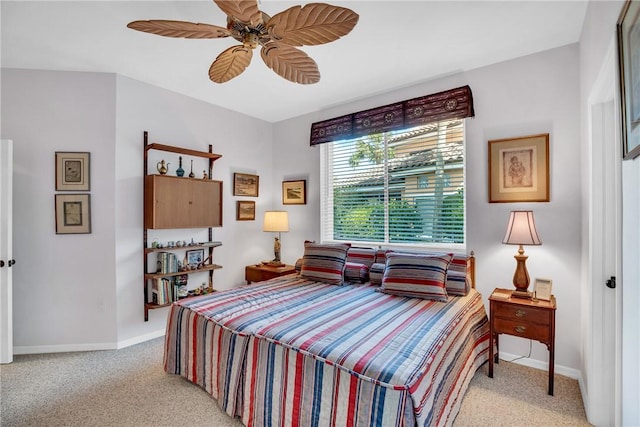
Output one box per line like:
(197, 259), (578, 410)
(263, 211), (289, 232)
(502, 210), (542, 246)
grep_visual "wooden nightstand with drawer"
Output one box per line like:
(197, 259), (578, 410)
(489, 288), (557, 395)
(245, 263), (296, 284)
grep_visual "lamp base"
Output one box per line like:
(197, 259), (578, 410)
(511, 290), (533, 299)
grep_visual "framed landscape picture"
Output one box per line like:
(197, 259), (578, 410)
(55, 151), (90, 191)
(282, 180), (306, 205)
(488, 134), (549, 203)
(236, 200), (256, 221)
(55, 194), (91, 234)
(233, 172), (259, 197)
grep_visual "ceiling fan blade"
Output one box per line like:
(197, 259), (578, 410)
(127, 20), (230, 39)
(214, 0), (263, 26)
(266, 3), (358, 46)
(260, 42), (320, 85)
(209, 45), (253, 83)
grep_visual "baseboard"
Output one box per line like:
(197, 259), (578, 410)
(14, 342), (118, 355)
(117, 329), (165, 349)
(13, 329), (166, 355)
(498, 351), (581, 380)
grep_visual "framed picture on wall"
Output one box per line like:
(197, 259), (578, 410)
(236, 201), (256, 221)
(233, 173), (259, 197)
(55, 152), (90, 191)
(618, 0), (640, 159)
(488, 134), (549, 203)
(282, 180), (306, 205)
(55, 194), (91, 234)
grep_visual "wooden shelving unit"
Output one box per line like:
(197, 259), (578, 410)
(143, 131), (223, 321)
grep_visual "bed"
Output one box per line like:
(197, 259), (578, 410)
(164, 248), (489, 426)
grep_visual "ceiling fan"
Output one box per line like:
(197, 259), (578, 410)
(127, 0), (359, 85)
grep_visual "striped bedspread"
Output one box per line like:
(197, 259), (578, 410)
(164, 275), (489, 426)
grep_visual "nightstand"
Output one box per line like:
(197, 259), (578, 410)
(245, 263), (296, 284)
(488, 288), (557, 395)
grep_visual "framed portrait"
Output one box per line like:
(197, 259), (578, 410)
(282, 180), (307, 205)
(186, 249), (205, 267)
(55, 194), (91, 234)
(236, 200), (256, 221)
(488, 133), (549, 203)
(55, 152), (90, 191)
(618, 0), (640, 160)
(534, 278), (553, 301)
(233, 172), (259, 197)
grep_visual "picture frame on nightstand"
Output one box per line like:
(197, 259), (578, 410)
(534, 277), (553, 301)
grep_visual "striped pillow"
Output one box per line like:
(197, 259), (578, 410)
(346, 247), (376, 268)
(300, 243), (351, 285)
(344, 262), (369, 283)
(368, 263), (385, 286)
(380, 253), (453, 301)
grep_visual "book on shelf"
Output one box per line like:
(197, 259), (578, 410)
(151, 277), (175, 304)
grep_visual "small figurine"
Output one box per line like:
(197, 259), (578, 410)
(203, 170), (208, 179)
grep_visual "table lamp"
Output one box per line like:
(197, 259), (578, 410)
(263, 211), (289, 266)
(502, 210), (542, 299)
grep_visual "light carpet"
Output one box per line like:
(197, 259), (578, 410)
(0, 337), (590, 426)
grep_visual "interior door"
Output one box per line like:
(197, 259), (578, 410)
(0, 139), (13, 364)
(585, 42), (621, 425)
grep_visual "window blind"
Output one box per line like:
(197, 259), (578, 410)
(321, 120), (465, 248)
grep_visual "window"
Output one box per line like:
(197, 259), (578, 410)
(321, 120), (465, 248)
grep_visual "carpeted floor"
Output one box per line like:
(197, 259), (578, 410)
(0, 337), (591, 426)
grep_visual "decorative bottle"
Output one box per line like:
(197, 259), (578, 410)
(189, 159), (195, 178)
(176, 156), (185, 177)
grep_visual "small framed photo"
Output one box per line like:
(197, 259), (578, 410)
(236, 200), (256, 221)
(534, 278), (553, 301)
(55, 194), (91, 234)
(488, 134), (549, 203)
(186, 249), (204, 267)
(233, 172), (259, 197)
(56, 152), (90, 191)
(282, 180), (307, 205)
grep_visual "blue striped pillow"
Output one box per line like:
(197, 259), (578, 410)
(300, 243), (350, 285)
(344, 262), (369, 283)
(380, 253), (452, 301)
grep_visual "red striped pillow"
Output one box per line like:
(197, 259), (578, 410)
(346, 247), (376, 267)
(380, 253), (452, 301)
(300, 243), (351, 285)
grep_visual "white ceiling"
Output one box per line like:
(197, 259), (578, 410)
(1, 1), (588, 123)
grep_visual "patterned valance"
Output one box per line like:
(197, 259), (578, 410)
(310, 85), (474, 146)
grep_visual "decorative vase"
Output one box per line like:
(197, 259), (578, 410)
(156, 160), (169, 175)
(189, 159), (195, 178)
(176, 156), (185, 177)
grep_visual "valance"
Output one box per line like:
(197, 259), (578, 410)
(310, 85), (474, 146)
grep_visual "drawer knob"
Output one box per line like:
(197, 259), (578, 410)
(515, 309), (526, 318)
(514, 325), (527, 333)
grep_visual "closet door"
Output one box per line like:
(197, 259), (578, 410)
(0, 140), (13, 364)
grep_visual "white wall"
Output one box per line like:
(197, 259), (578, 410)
(1, 69), (118, 351)
(274, 44), (583, 374)
(1, 69), (279, 350)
